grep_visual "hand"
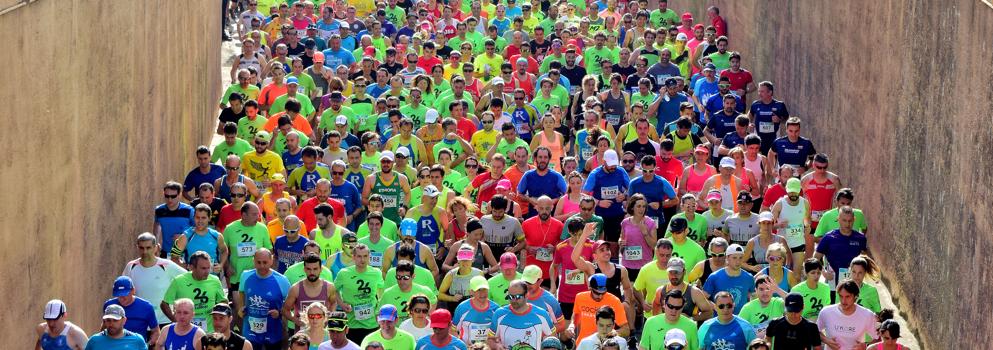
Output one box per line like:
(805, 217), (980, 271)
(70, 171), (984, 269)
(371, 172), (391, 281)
(341, 303), (352, 312)
(823, 336), (841, 350)
(268, 309), (279, 318)
(649, 202), (660, 210)
(772, 115), (781, 123)
(212, 264), (223, 274)
(581, 222), (597, 239)
(453, 294), (463, 300)
(598, 199), (612, 208)
(562, 328), (575, 340)
(615, 192), (626, 202)
(824, 267), (835, 281)
(504, 246), (515, 253)
(735, 89), (746, 96)
(642, 302), (652, 313)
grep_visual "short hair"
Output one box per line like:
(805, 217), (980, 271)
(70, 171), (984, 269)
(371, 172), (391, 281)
(803, 258), (823, 273)
(285, 98), (302, 113)
(813, 153), (829, 164)
(189, 251), (212, 266)
(396, 260), (415, 275)
(202, 333), (226, 346)
(196, 145), (210, 155)
(655, 238), (674, 250)
(595, 305), (615, 321)
(197, 182), (215, 194)
(137, 232), (158, 245)
(288, 333), (311, 346)
(759, 81), (774, 92)
(664, 289), (684, 304)
(194, 203), (212, 217)
(223, 122), (238, 134)
(397, 244), (416, 259)
(744, 134), (762, 146)
(837, 279), (860, 296)
(314, 203), (334, 217)
(659, 138), (674, 151)
(163, 181), (182, 192)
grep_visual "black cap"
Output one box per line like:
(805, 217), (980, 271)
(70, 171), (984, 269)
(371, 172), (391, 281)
(785, 293), (803, 312)
(719, 75), (731, 82)
(307, 23), (318, 30)
(736, 191), (753, 203)
(664, 77), (678, 87)
(304, 38), (317, 48)
(211, 303), (233, 316)
(669, 217), (688, 232)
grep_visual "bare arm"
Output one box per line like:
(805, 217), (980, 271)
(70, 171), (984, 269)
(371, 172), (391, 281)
(282, 284), (302, 326)
(159, 301), (176, 322)
(438, 272), (461, 302)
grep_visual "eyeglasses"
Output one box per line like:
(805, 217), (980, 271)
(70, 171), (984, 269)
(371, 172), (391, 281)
(387, 104), (399, 108)
(285, 229), (299, 234)
(506, 293), (525, 301)
(411, 308), (429, 314)
(481, 120), (494, 124)
(717, 303), (733, 310)
(307, 313), (325, 320)
(767, 255), (783, 262)
(718, 84), (731, 88)
(231, 193), (247, 198)
(466, 164), (478, 168)
(164, 194), (178, 199)
(815, 165), (828, 170)
(256, 141), (269, 146)
(408, 60), (417, 63)
(709, 253), (726, 258)
(396, 275), (412, 280)
(226, 166), (240, 171)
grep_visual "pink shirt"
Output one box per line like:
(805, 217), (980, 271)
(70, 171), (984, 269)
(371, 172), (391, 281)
(816, 305), (877, 349)
(619, 217), (657, 269)
(552, 239), (594, 303)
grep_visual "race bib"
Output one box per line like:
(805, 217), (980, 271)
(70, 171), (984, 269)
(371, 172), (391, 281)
(237, 242), (258, 257)
(605, 113), (621, 125)
(369, 252), (384, 267)
(758, 121), (774, 133)
(569, 86), (580, 94)
(811, 210), (825, 222)
(248, 316), (267, 334)
(535, 247), (553, 262)
(383, 196), (398, 208)
(600, 186), (619, 200)
(354, 304), (374, 320)
(564, 269), (585, 285)
(624, 246), (643, 261)
(481, 201), (490, 214)
(192, 317), (206, 329)
(581, 148), (594, 160)
(470, 324), (489, 342)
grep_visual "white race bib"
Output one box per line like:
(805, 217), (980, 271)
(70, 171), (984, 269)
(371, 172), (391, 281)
(623, 246), (643, 261)
(237, 242), (258, 257)
(192, 317), (206, 329)
(811, 210), (825, 222)
(248, 316), (267, 334)
(354, 304), (374, 320)
(383, 196), (398, 208)
(758, 122), (774, 133)
(605, 113), (621, 125)
(564, 269), (585, 285)
(600, 186), (619, 200)
(535, 247), (553, 262)
(785, 225), (804, 248)
(581, 148), (594, 160)
(469, 323), (489, 342)
(369, 252), (384, 267)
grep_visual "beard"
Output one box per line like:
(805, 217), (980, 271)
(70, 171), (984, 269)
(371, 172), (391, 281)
(788, 194), (800, 201)
(537, 162), (548, 170)
(307, 274), (319, 282)
(539, 212), (550, 221)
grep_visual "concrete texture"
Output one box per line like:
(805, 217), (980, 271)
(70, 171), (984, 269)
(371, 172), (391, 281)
(0, 0), (219, 347)
(671, 1), (993, 348)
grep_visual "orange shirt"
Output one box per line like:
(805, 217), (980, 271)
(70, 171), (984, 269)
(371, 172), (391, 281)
(503, 165), (533, 214)
(263, 111), (314, 137)
(267, 218), (310, 244)
(571, 291), (628, 341)
(259, 83), (288, 108)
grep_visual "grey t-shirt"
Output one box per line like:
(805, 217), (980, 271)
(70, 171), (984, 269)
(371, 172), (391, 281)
(480, 214), (524, 249)
(724, 213), (760, 244)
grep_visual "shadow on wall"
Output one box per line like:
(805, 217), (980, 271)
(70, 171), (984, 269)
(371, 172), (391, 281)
(0, 0), (219, 348)
(671, 0), (993, 348)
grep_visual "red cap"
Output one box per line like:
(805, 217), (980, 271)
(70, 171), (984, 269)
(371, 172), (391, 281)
(693, 23), (704, 30)
(364, 46), (376, 56)
(592, 240), (609, 252)
(681, 12), (693, 21)
(500, 252), (518, 269)
(429, 309), (452, 328)
(694, 145), (710, 154)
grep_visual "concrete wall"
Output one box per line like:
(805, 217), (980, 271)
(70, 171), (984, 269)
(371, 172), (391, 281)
(0, 0), (219, 346)
(670, 0), (993, 348)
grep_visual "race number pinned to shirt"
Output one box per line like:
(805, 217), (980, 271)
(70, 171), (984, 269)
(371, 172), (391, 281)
(624, 246), (643, 261)
(758, 122), (774, 134)
(192, 318), (206, 329)
(564, 269), (585, 285)
(535, 247), (553, 262)
(470, 324), (489, 342)
(605, 113), (621, 126)
(369, 252), (384, 267)
(601, 186), (619, 200)
(383, 196), (398, 208)
(238, 242), (258, 257)
(354, 304), (374, 320)
(248, 316), (267, 334)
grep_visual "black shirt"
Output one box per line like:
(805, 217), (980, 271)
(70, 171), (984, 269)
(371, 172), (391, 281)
(559, 64), (587, 88)
(766, 316), (821, 350)
(218, 107), (246, 125)
(623, 139), (657, 161)
(529, 39), (552, 61)
(379, 62), (404, 76)
(612, 63), (636, 81)
(624, 72), (657, 92)
(223, 332), (248, 350)
(191, 197), (229, 227)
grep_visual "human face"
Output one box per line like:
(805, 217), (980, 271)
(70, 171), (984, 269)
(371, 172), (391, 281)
(164, 189), (180, 206)
(664, 297), (684, 318)
(102, 317), (126, 336)
(579, 202), (596, 218)
(806, 268), (822, 283)
(850, 264), (866, 284)
(353, 247), (369, 268)
(838, 288), (857, 310)
(715, 296), (734, 316)
(191, 257), (212, 280)
(632, 199), (647, 216)
(396, 271), (413, 288)
(194, 211), (210, 230)
(535, 150), (550, 170)
(253, 251), (273, 273)
(410, 303), (430, 319)
(838, 212), (855, 231)
(655, 247), (672, 265)
(537, 200), (553, 220)
(727, 253), (743, 269)
(682, 198), (697, 213)
(507, 284), (527, 308)
(595, 318), (615, 337)
(254, 139), (268, 153)
(622, 155), (636, 171)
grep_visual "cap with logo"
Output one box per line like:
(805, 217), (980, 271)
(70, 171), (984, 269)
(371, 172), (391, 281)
(669, 217), (688, 232)
(112, 276), (134, 297)
(335, 115), (348, 125)
(103, 304), (126, 320)
(785, 292), (804, 312)
(395, 147), (411, 158)
(456, 244), (475, 260)
(211, 303), (233, 316)
(737, 191), (753, 203)
(499, 252), (518, 269)
(286, 76), (299, 85)
(255, 131), (271, 142)
(377, 304), (398, 322)
(704, 62), (717, 71)
(43, 300), (67, 320)
(588, 273), (608, 292)
(423, 184), (442, 198)
(325, 311), (348, 331)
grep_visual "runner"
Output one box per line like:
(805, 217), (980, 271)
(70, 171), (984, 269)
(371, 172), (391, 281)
(522, 195), (564, 285)
(36, 300), (88, 350)
(103, 276), (160, 344)
(764, 293), (821, 349)
(453, 276), (500, 345)
(162, 252), (227, 332)
(123, 233), (188, 327)
(155, 181), (196, 258)
(380, 261), (438, 321)
(83, 305), (147, 350)
(551, 218), (595, 319)
(738, 275), (787, 339)
(816, 281), (878, 349)
(800, 153), (842, 230)
(273, 214), (309, 273)
(362, 151), (412, 224)
(697, 291), (757, 350)
(414, 309), (468, 350)
(318, 311), (362, 350)
(282, 254), (340, 330)
(174, 204), (228, 269)
(582, 149), (629, 256)
(491, 280), (555, 350)
(223, 202), (274, 294)
(208, 303), (251, 350)
(790, 258), (831, 321)
(702, 243), (755, 314)
(487, 253), (523, 307)
(237, 249), (291, 350)
(156, 299), (206, 350)
(640, 291), (699, 350)
(334, 244), (385, 343)
(568, 274), (629, 342)
(359, 305), (417, 350)
(575, 306), (628, 350)
(652, 258), (714, 322)
(770, 177), (812, 276)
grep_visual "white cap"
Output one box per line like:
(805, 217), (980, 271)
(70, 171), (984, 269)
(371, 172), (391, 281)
(423, 184), (442, 198)
(491, 77), (505, 85)
(335, 115), (348, 125)
(758, 211), (774, 223)
(676, 33), (688, 41)
(395, 147), (411, 158)
(425, 108), (440, 123)
(727, 243), (745, 256)
(380, 150), (395, 162)
(665, 329), (688, 346)
(43, 299), (67, 320)
(603, 150), (619, 167)
(719, 156), (736, 169)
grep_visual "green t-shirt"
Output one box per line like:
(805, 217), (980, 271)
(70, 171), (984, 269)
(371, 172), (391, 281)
(530, 94), (560, 116)
(283, 261), (334, 284)
(665, 212), (710, 243)
(631, 92), (658, 111)
(583, 46), (615, 75)
(790, 281), (831, 320)
(487, 272), (523, 306)
(641, 314), (699, 350)
(494, 138), (530, 166)
(334, 266), (385, 329)
(319, 106), (356, 135)
(288, 72), (318, 96)
(472, 37), (508, 55)
(272, 129), (311, 154)
(670, 239), (707, 273)
(559, 214), (604, 240)
(360, 329), (416, 350)
(220, 84), (261, 105)
(540, 54), (566, 74)
(269, 92), (317, 116)
(384, 6), (405, 25)
(708, 51), (733, 72)
(434, 92), (476, 118)
(386, 265), (439, 294)
(399, 104), (429, 129)
(357, 218), (399, 241)
(348, 96), (376, 134)
(357, 235), (395, 269)
(443, 170), (470, 196)
(162, 272), (226, 332)
(212, 139), (254, 163)
(237, 115), (269, 142)
(813, 207), (867, 237)
(739, 297), (786, 336)
(433, 140), (467, 173)
(857, 281), (881, 313)
(380, 284), (438, 321)
(650, 8), (679, 28)
(633, 261), (669, 317)
(223, 220), (274, 276)
(551, 85), (571, 107)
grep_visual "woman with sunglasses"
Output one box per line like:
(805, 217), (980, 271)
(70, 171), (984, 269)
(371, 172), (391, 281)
(742, 212), (789, 270)
(299, 303), (331, 350)
(359, 132), (382, 173)
(529, 114), (566, 171)
(757, 243), (796, 294)
(398, 295), (434, 340)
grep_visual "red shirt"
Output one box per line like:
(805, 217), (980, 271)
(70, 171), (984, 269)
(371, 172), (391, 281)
(762, 183), (787, 209)
(505, 45), (521, 59)
(455, 117), (478, 141)
(509, 55), (540, 75)
(522, 217), (564, 278)
(470, 172), (508, 216)
(416, 56), (443, 73)
(552, 239), (594, 303)
(803, 177), (839, 216)
(217, 204), (263, 232)
(511, 74), (536, 99)
(654, 157), (685, 188)
(720, 69), (754, 95)
(296, 197), (346, 231)
(712, 15), (727, 37)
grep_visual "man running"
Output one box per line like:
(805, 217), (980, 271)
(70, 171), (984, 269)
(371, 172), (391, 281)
(816, 281), (877, 349)
(83, 305), (147, 350)
(223, 202), (274, 295)
(162, 251), (227, 332)
(491, 280), (554, 350)
(156, 299), (206, 350)
(36, 300), (88, 350)
(282, 254), (339, 330)
(697, 291), (757, 349)
(582, 149), (629, 256)
(123, 233), (187, 327)
(209, 303), (251, 350)
(103, 276), (160, 345)
(237, 249), (291, 350)
(362, 151), (412, 224)
(335, 243), (385, 343)
(154, 181), (196, 258)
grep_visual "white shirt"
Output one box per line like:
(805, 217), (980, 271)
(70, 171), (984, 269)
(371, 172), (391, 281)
(577, 333), (628, 350)
(122, 258), (187, 324)
(400, 318), (433, 341)
(816, 304), (878, 349)
(318, 340), (361, 350)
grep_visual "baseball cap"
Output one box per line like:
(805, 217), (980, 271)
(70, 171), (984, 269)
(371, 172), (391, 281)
(522, 265), (543, 284)
(270, 173), (286, 184)
(380, 150), (395, 162)
(395, 147), (411, 159)
(669, 217), (688, 232)
(694, 23), (705, 30)
(400, 218), (418, 237)
(329, 90), (344, 100)
(429, 309), (452, 328)
(703, 62), (717, 71)
(588, 273), (608, 292)
(667, 257), (685, 273)
(335, 115), (348, 126)
(706, 190), (722, 202)
(286, 76), (299, 85)
(495, 179), (512, 191)
(112, 276), (134, 297)
(694, 145), (710, 154)
(491, 77), (505, 85)
(325, 311), (348, 331)
(469, 276), (490, 291)
(565, 44), (577, 52)
(499, 252), (518, 269)
(541, 337), (565, 350)
(342, 231), (358, 243)
(423, 185), (442, 198)
(719, 156), (735, 169)
(425, 108), (440, 123)
(664, 77), (678, 87)
(377, 304), (398, 322)
(255, 131), (271, 142)
(603, 149), (619, 167)
(592, 239), (608, 252)
(727, 243), (745, 256)
(758, 211), (774, 223)
(785, 292), (804, 312)
(665, 328), (688, 346)
(737, 191), (753, 203)
(103, 304), (126, 320)
(676, 33), (688, 41)
(304, 38), (316, 48)
(211, 303), (233, 316)
(456, 244), (475, 260)
(786, 177), (802, 194)
(681, 12), (693, 21)
(43, 300), (66, 320)
(313, 51), (325, 63)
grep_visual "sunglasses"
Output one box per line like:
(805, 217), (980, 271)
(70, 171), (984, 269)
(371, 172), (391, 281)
(226, 166), (239, 171)
(666, 303), (684, 310)
(396, 275), (412, 280)
(355, 84), (367, 88)
(466, 164), (478, 168)
(387, 104), (399, 108)
(815, 165), (828, 170)
(332, 171), (344, 176)
(481, 120), (494, 124)
(285, 229), (299, 234)
(717, 303), (733, 310)
(408, 60), (417, 63)
(164, 194), (178, 199)
(231, 193), (247, 198)
(622, 160), (635, 164)
(767, 255), (783, 262)
(256, 141), (269, 146)
(718, 84), (731, 88)
(307, 313), (325, 320)
(411, 308), (429, 314)
(709, 253), (726, 258)
(506, 293), (525, 301)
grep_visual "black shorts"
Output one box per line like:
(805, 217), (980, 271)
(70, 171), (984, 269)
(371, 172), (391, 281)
(602, 215), (624, 242)
(347, 327), (377, 344)
(625, 267), (641, 283)
(790, 244), (806, 253)
(229, 282), (240, 292)
(560, 302), (574, 321)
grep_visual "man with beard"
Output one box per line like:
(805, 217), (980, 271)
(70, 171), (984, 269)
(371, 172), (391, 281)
(517, 147), (567, 218)
(621, 119), (659, 162)
(771, 178), (812, 276)
(522, 196), (563, 285)
(84, 304), (147, 349)
(162, 252), (228, 332)
(208, 303), (251, 350)
(703, 75), (744, 123)
(282, 254), (339, 330)
(491, 280), (554, 350)
(582, 150), (629, 257)
(362, 151), (412, 224)
(652, 257), (714, 321)
(297, 179), (348, 233)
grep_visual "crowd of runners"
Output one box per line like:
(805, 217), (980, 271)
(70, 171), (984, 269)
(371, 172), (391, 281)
(37, 0), (912, 349)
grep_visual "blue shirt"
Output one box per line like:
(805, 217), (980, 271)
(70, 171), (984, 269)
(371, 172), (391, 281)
(182, 228), (222, 263)
(415, 335), (468, 350)
(655, 92), (690, 133)
(366, 84), (390, 99)
(748, 99), (789, 143)
(628, 175), (677, 222)
(331, 181), (362, 215)
(704, 93), (744, 121)
(707, 111), (739, 141)
(721, 132), (749, 152)
(321, 48), (355, 69)
(702, 268), (756, 314)
(527, 290), (564, 322)
(697, 315), (757, 350)
(274, 236), (310, 273)
(84, 330), (148, 350)
(491, 18), (512, 36)
(815, 230), (867, 284)
(583, 166), (630, 217)
(282, 150), (304, 171)
(517, 169), (568, 217)
(154, 203), (195, 254)
(103, 298), (158, 340)
(771, 136), (817, 168)
(693, 78), (720, 121)
(453, 299), (500, 344)
(240, 270), (291, 345)
(183, 165), (225, 194)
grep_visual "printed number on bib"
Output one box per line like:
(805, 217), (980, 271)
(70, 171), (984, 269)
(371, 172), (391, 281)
(192, 318), (206, 329)
(600, 186), (619, 200)
(248, 316), (267, 333)
(369, 252), (383, 267)
(237, 242), (258, 257)
(383, 196), (398, 208)
(354, 304), (374, 320)
(811, 210), (825, 222)
(535, 247), (553, 262)
(564, 269), (585, 285)
(758, 122), (774, 133)
(470, 323), (489, 342)
(624, 246), (643, 261)
(605, 114), (621, 125)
